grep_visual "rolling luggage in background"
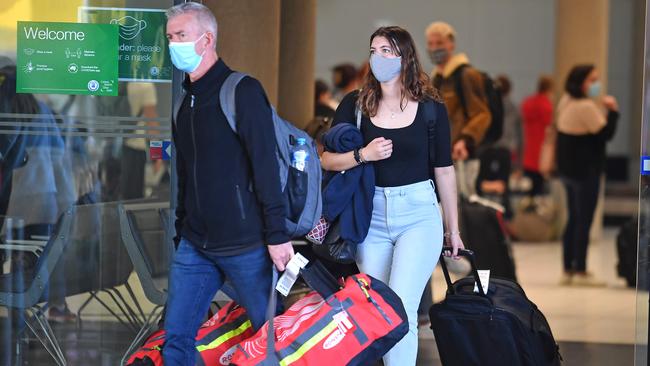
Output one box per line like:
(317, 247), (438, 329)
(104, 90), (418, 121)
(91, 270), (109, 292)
(459, 195), (517, 281)
(430, 248), (561, 366)
(456, 160), (517, 281)
(510, 197), (558, 242)
(617, 217), (638, 287)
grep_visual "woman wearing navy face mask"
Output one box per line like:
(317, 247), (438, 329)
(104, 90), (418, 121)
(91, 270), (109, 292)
(321, 26), (464, 365)
(556, 64), (619, 287)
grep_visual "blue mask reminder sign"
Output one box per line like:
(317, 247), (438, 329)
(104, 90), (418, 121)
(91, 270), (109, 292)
(78, 7), (172, 82)
(16, 21), (119, 96)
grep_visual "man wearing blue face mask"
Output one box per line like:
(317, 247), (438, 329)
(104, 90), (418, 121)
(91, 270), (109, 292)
(426, 22), (491, 161)
(164, 3), (293, 365)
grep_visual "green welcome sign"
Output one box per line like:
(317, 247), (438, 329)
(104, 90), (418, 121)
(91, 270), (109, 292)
(79, 7), (172, 82)
(16, 21), (119, 96)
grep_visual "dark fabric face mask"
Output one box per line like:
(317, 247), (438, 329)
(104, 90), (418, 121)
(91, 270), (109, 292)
(428, 48), (449, 65)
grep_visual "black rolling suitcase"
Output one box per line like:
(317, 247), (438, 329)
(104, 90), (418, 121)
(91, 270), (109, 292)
(616, 217), (638, 287)
(430, 248), (561, 366)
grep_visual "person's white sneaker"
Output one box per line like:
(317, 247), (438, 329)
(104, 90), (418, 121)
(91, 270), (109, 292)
(571, 272), (606, 287)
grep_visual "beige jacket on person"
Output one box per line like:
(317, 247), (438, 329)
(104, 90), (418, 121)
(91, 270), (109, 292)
(433, 53), (492, 145)
(556, 94), (606, 135)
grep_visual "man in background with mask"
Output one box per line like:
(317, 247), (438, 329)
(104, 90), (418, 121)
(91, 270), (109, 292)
(426, 21), (491, 161)
(165, 3), (293, 365)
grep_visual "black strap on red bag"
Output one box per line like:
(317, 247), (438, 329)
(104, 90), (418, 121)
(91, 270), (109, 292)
(257, 261), (342, 364)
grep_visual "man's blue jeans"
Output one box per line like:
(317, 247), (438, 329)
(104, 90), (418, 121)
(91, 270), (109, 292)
(163, 238), (273, 366)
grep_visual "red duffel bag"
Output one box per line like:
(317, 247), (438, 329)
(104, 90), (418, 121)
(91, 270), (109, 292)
(127, 301), (255, 366)
(230, 261), (408, 366)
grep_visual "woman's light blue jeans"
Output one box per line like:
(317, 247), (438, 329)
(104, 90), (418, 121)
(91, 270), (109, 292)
(356, 180), (443, 366)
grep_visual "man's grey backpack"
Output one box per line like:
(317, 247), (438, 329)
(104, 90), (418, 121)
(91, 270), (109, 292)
(175, 72), (322, 238)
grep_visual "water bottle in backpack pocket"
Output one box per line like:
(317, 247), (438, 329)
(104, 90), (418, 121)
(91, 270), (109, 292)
(216, 72), (323, 238)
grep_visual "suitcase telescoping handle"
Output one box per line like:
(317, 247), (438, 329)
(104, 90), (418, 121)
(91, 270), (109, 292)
(439, 247), (487, 297)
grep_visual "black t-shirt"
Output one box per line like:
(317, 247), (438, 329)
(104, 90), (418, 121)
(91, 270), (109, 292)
(333, 92), (453, 187)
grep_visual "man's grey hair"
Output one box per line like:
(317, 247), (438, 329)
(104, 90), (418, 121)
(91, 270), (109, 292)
(167, 2), (218, 47)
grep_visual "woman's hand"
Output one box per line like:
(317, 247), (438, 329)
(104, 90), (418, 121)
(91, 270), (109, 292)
(443, 233), (465, 260)
(361, 137), (393, 162)
(602, 95), (619, 112)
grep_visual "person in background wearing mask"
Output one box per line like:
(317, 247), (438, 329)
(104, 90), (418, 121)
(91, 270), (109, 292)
(321, 26), (464, 366)
(556, 65), (618, 287)
(165, 3), (293, 365)
(331, 63), (359, 102)
(426, 22), (491, 161)
(521, 75), (554, 197)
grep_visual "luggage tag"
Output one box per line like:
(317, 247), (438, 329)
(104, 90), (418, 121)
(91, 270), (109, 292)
(333, 311), (354, 334)
(473, 270), (490, 294)
(276, 253), (309, 296)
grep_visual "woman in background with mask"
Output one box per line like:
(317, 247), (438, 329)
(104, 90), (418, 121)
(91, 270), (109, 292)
(556, 64), (619, 287)
(320, 26), (464, 365)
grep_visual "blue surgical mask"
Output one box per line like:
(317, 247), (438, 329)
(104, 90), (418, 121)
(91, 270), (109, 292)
(168, 33), (206, 73)
(369, 53), (402, 83)
(587, 80), (601, 98)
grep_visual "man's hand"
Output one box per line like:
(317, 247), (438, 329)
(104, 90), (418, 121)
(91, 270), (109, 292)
(268, 242), (294, 271)
(452, 139), (469, 161)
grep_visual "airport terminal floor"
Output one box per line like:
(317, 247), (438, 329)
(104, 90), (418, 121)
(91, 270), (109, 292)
(0, 222), (638, 365)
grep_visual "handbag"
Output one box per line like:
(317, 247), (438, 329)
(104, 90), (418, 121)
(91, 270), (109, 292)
(311, 218), (357, 264)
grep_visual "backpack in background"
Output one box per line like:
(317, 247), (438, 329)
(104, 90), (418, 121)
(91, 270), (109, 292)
(453, 65), (504, 147)
(219, 72), (322, 238)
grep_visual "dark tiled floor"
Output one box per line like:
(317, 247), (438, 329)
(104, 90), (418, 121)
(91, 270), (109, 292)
(0, 318), (637, 365)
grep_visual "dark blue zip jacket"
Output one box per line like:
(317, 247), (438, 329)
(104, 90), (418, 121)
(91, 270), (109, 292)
(321, 123), (375, 245)
(173, 59), (289, 255)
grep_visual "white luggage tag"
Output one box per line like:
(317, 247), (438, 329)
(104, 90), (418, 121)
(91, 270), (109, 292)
(473, 270), (491, 294)
(276, 253), (309, 296)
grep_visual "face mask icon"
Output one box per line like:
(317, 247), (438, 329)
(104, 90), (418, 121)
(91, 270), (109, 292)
(110, 16), (147, 40)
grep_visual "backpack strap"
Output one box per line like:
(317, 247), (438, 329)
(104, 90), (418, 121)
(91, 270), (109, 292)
(452, 64), (469, 120)
(425, 100), (441, 201)
(355, 106), (362, 130)
(354, 90), (363, 130)
(424, 101), (438, 169)
(219, 71), (249, 134)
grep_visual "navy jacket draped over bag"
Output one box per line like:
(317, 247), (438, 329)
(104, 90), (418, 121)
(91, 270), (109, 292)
(321, 123), (375, 246)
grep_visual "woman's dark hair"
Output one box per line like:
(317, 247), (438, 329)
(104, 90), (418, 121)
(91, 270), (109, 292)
(314, 79), (329, 103)
(496, 75), (512, 96)
(537, 75), (554, 94)
(0, 66), (39, 115)
(358, 26), (440, 117)
(565, 64), (595, 99)
(332, 63), (358, 89)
